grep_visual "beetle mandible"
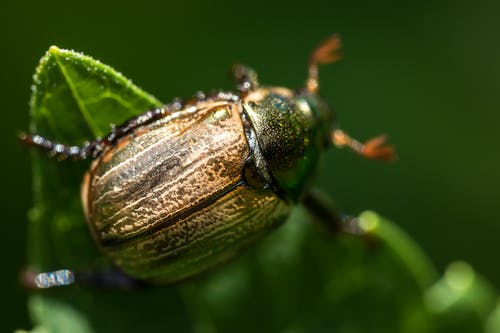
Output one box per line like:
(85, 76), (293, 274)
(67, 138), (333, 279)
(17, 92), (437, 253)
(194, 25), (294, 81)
(22, 35), (395, 288)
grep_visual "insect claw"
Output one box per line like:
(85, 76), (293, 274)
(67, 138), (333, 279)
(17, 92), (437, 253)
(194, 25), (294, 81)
(362, 135), (397, 162)
(332, 129), (397, 162)
(310, 34), (343, 66)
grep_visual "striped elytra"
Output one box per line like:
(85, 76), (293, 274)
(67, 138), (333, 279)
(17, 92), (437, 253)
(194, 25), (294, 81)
(81, 98), (293, 282)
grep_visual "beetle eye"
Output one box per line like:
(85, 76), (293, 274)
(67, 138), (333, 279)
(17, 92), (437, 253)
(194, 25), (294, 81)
(243, 157), (267, 189)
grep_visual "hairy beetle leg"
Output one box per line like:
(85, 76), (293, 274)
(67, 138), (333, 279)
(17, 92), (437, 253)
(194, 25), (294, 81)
(20, 106), (169, 160)
(20, 89), (244, 161)
(19, 132), (103, 160)
(332, 129), (397, 162)
(307, 34), (342, 93)
(21, 267), (145, 289)
(21, 98), (195, 160)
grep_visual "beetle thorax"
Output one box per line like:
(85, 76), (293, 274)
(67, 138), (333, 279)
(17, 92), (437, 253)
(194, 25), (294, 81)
(242, 87), (333, 202)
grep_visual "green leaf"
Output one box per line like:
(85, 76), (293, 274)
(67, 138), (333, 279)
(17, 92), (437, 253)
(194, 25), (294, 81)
(28, 46), (162, 271)
(486, 299), (500, 333)
(22, 47), (499, 333)
(30, 46), (161, 140)
(425, 262), (497, 332)
(26, 47), (190, 333)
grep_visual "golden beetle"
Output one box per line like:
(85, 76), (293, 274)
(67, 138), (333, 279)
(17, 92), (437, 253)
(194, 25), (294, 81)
(22, 35), (394, 287)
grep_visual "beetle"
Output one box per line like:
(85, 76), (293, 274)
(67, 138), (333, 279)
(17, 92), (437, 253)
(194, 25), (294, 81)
(21, 35), (395, 288)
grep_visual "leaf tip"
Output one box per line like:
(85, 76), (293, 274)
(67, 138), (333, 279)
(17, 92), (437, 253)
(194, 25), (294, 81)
(48, 45), (60, 55)
(358, 210), (380, 233)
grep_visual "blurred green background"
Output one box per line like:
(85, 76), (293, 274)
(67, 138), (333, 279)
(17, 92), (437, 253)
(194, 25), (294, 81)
(1, 0), (499, 331)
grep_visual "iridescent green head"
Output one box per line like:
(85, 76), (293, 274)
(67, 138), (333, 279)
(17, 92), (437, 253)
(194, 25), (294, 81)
(242, 87), (334, 202)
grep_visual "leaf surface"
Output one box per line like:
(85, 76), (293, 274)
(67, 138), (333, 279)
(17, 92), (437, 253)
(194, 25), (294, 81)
(23, 47), (498, 333)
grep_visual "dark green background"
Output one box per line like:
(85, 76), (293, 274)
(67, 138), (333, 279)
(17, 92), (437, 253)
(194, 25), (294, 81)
(1, 0), (499, 331)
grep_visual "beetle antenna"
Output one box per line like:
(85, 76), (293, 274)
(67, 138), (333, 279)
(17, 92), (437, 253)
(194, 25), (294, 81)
(332, 129), (397, 162)
(306, 34), (342, 94)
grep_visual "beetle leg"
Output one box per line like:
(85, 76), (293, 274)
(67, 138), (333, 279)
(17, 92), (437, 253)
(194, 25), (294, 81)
(21, 88), (242, 161)
(232, 64), (259, 94)
(19, 132), (104, 160)
(331, 129), (397, 162)
(302, 188), (364, 236)
(20, 106), (170, 160)
(307, 34), (342, 94)
(21, 267), (146, 289)
(210, 90), (240, 102)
